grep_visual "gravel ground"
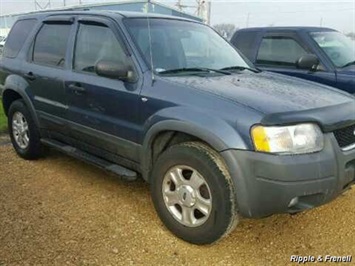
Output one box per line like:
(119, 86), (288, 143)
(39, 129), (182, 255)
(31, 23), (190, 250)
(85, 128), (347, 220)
(0, 140), (355, 265)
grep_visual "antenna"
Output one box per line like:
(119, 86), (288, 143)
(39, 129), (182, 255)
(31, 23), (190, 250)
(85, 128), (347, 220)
(146, 3), (155, 86)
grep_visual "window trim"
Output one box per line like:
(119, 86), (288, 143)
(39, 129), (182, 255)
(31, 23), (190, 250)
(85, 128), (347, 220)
(30, 21), (73, 69)
(43, 16), (75, 24)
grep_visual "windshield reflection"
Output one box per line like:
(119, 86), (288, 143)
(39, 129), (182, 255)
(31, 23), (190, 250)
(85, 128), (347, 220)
(124, 18), (251, 75)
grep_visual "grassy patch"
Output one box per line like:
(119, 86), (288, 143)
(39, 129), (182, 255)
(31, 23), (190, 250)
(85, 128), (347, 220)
(0, 98), (7, 132)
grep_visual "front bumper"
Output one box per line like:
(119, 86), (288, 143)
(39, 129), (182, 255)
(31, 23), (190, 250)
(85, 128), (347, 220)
(221, 133), (355, 218)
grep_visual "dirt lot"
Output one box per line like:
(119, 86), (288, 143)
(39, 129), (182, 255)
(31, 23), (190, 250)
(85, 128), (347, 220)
(0, 138), (355, 266)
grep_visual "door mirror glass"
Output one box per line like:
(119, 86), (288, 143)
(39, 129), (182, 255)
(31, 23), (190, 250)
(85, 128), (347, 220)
(296, 54), (319, 70)
(95, 60), (133, 81)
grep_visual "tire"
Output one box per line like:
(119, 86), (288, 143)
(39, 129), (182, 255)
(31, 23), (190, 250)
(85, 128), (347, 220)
(151, 141), (239, 245)
(8, 99), (43, 160)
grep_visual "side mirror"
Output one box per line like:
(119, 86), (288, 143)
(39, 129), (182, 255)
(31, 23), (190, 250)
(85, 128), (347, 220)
(296, 54), (319, 71)
(95, 60), (134, 81)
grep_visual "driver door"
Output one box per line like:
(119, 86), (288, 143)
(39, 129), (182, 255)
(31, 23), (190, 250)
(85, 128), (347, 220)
(255, 32), (337, 87)
(65, 17), (141, 161)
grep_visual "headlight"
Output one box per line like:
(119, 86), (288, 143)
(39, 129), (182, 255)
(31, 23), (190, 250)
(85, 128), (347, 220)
(251, 123), (324, 154)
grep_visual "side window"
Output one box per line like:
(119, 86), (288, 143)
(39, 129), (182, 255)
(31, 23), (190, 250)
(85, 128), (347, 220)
(74, 23), (126, 73)
(33, 23), (71, 67)
(231, 32), (258, 61)
(4, 19), (37, 58)
(256, 37), (308, 67)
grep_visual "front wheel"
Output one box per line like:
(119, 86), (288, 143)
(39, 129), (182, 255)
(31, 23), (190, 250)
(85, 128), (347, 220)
(151, 142), (239, 245)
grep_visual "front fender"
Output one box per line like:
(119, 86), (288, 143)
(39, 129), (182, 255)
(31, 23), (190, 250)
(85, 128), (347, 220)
(140, 106), (249, 180)
(336, 73), (355, 95)
(142, 106), (248, 152)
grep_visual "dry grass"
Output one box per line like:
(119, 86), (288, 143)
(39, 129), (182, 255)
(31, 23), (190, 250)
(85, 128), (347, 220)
(0, 144), (354, 265)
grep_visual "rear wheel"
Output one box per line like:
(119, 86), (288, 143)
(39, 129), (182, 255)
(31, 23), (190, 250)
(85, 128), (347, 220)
(151, 142), (239, 245)
(8, 100), (43, 160)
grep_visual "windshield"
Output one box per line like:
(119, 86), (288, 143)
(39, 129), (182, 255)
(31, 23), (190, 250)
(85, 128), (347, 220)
(124, 18), (251, 74)
(310, 31), (355, 68)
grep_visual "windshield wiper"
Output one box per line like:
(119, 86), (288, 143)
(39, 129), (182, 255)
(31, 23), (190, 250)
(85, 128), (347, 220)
(220, 66), (261, 73)
(158, 67), (231, 75)
(341, 60), (355, 68)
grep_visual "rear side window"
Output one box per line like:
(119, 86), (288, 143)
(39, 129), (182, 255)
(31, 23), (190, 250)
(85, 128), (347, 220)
(33, 23), (71, 67)
(231, 31), (258, 61)
(3, 19), (37, 58)
(256, 37), (308, 67)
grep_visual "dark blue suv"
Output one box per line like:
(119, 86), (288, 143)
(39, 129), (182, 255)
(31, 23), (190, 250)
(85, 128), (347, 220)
(0, 12), (354, 245)
(231, 27), (355, 95)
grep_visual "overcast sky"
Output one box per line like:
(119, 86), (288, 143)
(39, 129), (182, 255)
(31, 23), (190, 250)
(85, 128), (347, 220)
(0, 0), (354, 33)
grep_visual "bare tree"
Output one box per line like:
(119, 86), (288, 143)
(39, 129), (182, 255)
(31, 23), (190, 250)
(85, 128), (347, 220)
(213, 23), (237, 40)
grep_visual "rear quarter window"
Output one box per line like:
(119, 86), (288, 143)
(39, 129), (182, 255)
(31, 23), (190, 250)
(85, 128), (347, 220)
(231, 31), (258, 61)
(3, 19), (37, 58)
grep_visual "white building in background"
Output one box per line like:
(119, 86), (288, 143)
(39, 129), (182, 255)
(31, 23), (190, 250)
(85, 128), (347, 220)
(0, 0), (203, 37)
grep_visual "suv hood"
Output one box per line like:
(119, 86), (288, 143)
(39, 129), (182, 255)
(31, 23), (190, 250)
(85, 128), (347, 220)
(163, 71), (355, 131)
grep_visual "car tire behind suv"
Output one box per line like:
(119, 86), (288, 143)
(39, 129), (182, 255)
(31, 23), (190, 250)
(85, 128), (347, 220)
(151, 141), (239, 245)
(8, 99), (43, 160)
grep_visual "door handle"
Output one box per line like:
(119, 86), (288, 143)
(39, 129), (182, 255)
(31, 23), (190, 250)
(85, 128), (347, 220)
(24, 72), (36, 81)
(69, 84), (86, 95)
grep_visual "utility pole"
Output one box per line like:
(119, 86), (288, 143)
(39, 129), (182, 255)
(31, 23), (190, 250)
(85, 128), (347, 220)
(176, 0), (183, 11)
(320, 17), (323, 27)
(175, 0), (211, 24)
(206, 1), (211, 25)
(63, 0), (66, 7)
(246, 12), (250, 27)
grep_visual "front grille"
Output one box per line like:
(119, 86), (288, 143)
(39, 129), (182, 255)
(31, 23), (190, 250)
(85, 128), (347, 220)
(334, 124), (355, 149)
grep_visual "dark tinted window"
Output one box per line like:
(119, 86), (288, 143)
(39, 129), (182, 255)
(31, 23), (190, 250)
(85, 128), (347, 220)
(33, 23), (71, 67)
(231, 31), (258, 61)
(256, 37), (308, 67)
(74, 24), (126, 73)
(4, 19), (37, 58)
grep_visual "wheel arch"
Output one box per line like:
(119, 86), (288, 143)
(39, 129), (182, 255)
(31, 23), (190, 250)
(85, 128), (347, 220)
(141, 117), (248, 182)
(2, 75), (40, 128)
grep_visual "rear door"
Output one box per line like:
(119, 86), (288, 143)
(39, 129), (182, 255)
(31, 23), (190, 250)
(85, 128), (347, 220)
(255, 32), (337, 87)
(65, 16), (142, 162)
(22, 17), (74, 138)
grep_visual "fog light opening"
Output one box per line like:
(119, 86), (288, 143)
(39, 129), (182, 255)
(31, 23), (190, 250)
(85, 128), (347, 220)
(288, 197), (299, 208)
